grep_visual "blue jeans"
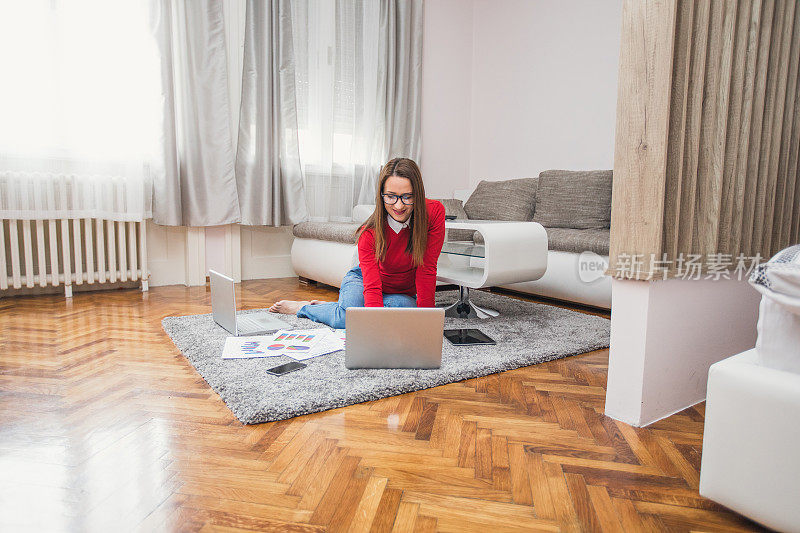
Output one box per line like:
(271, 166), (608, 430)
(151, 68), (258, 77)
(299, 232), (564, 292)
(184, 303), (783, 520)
(297, 266), (416, 329)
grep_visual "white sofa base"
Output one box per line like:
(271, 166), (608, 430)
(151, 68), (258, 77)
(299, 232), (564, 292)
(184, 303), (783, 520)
(699, 349), (800, 532)
(501, 251), (611, 309)
(291, 239), (611, 309)
(291, 238), (357, 288)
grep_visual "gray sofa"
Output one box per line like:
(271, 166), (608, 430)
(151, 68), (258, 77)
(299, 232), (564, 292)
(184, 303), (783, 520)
(290, 169), (613, 309)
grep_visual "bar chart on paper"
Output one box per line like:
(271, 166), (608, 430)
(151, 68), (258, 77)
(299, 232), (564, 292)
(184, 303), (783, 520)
(268, 331), (321, 353)
(221, 336), (283, 359)
(220, 329), (345, 360)
(292, 329), (346, 361)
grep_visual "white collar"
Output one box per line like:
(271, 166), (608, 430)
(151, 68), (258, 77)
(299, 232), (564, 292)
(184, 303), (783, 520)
(387, 214), (409, 234)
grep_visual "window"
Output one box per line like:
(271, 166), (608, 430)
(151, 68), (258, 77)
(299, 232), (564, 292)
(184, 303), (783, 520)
(0, 0), (163, 220)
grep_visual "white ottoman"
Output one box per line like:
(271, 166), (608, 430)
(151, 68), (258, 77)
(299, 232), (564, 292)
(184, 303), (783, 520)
(699, 349), (800, 532)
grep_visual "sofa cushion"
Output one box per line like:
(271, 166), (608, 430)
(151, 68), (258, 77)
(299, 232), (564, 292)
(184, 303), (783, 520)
(463, 178), (538, 221)
(546, 227), (610, 255)
(293, 221), (361, 244)
(435, 198), (475, 242)
(437, 198), (467, 218)
(533, 170), (612, 229)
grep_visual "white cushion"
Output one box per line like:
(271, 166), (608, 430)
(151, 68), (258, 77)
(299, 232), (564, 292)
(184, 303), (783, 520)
(352, 204), (374, 223)
(750, 244), (800, 309)
(750, 244), (800, 374)
(754, 296), (800, 374)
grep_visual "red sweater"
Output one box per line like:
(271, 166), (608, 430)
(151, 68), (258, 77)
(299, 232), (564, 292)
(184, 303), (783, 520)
(358, 199), (446, 307)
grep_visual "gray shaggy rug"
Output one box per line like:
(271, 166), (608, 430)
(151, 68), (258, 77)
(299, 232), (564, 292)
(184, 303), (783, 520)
(161, 290), (610, 424)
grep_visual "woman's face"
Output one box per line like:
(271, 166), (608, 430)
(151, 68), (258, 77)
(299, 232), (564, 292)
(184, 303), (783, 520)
(383, 175), (414, 223)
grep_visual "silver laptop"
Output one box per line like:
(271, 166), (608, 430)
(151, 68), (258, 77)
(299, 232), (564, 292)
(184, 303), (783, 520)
(210, 270), (290, 336)
(345, 307), (445, 369)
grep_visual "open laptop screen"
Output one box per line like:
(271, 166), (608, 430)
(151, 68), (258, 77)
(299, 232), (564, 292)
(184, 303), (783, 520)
(210, 270), (238, 334)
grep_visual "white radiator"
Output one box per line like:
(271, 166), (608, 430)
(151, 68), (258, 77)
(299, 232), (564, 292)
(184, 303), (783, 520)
(0, 218), (149, 297)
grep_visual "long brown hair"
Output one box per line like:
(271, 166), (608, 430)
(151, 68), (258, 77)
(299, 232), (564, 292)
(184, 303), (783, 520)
(357, 158), (429, 266)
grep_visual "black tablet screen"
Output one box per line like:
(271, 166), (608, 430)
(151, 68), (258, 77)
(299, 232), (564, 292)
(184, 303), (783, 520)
(443, 328), (496, 346)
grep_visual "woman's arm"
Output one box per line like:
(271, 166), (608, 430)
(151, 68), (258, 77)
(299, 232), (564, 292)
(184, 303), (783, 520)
(357, 229), (384, 307)
(415, 200), (446, 307)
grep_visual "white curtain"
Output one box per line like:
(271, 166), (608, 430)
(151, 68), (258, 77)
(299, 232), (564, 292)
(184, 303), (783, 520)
(236, 0), (424, 225)
(235, 0), (309, 227)
(150, 0), (241, 227)
(291, 0), (383, 222)
(0, 0), (160, 221)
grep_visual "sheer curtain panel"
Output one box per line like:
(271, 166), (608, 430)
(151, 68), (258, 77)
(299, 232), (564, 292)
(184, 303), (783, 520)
(0, 0), (161, 221)
(290, 0), (383, 221)
(235, 0), (424, 225)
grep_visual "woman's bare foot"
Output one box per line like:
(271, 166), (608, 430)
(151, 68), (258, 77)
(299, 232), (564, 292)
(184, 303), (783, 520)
(269, 299), (330, 314)
(269, 300), (311, 314)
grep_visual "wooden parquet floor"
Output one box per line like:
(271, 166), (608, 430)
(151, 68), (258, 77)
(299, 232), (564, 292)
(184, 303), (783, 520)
(0, 279), (765, 532)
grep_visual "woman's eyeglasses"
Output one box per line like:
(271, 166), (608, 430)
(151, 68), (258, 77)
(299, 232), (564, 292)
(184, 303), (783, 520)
(382, 193), (414, 206)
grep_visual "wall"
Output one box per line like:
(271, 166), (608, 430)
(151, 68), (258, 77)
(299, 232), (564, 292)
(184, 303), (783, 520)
(419, 0), (474, 198)
(605, 277), (761, 426)
(467, 0), (622, 187)
(146, 221), (190, 287)
(470, 0), (622, 185)
(420, 0), (623, 196)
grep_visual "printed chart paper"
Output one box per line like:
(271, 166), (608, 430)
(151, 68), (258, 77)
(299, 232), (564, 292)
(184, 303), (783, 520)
(220, 329), (346, 361)
(221, 336), (283, 360)
(291, 329), (346, 361)
(261, 329), (326, 358)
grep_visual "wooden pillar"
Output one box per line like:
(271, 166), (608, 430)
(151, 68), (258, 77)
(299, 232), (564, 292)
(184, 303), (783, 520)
(605, 0), (800, 426)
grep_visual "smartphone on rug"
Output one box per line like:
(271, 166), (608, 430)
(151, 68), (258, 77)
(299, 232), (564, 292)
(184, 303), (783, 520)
(266, 361), (307, 376)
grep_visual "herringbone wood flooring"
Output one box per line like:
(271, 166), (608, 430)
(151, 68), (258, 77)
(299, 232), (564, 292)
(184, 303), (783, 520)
(1, 279), (764, 532)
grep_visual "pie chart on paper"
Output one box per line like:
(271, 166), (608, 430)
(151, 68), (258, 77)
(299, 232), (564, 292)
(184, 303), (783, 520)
(267, 344), (285, 350)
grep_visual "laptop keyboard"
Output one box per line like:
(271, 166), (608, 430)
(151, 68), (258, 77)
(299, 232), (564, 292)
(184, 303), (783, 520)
(239, 316), (262, 331)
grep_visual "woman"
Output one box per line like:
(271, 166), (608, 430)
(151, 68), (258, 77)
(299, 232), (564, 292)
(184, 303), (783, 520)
(269, 157), (445, 329)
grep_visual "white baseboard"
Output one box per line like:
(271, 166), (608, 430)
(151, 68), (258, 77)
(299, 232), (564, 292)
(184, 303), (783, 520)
(146, 221), (191, 287)
(146, 222), (298, 287)
(242, 253), (295, 280)
(240, 225), (296, 280)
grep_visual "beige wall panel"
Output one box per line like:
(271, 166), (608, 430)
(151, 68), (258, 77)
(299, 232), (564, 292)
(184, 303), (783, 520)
(729, 0), (764, 255)
(741, 0), (774, 257)
(754, 0), (791, 255)
(676, 0), (710, 257)
(695, 0), (736, 257)
(609, 0), (678, 277)
(719, 0), (755, 255)
(774, 3), (800, 250)
(664, 0), (695, 262)
(791, 73), (800, 243)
